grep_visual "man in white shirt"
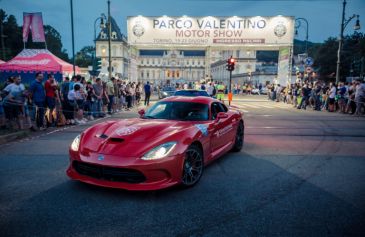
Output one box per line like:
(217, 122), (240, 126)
(354, 79), (365, 115)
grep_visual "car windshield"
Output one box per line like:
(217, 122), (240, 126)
(144, 101), (209, 121)
(174, 90), (210, 97)
(162, 87), (176, 91)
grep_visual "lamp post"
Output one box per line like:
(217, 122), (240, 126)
(295, 18), (309, 56)
(336, 0), (361, 84)
(70, 0), (76, 76)
(107, 0), (113, 80)
(94, 13), (107, 59)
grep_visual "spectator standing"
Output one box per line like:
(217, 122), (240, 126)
(85, 81), (95, 120)
(106, 78), (115, 115)
(44, 74), (58, 126)
(92, 78), (104, 118)
(68, 84), (85, 124)
(354, 79), (365, 116)
(144, 81), (151, 106)
(2, 76), (25, 129)
(328, 83), (337, 112)
(29, 73), (46, 130)
(60, 77), (73, 124)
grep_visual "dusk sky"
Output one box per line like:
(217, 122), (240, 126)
(2, 0), (365, 56)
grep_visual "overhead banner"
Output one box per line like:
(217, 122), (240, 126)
(277, 47), (292, 85)
(128, 16), (294, 46)
(22, 12), (46, 43)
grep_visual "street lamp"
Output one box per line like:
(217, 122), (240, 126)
(94, 13), (107, 59)
(295, 18), (309, 56)
(336, 0), (361, 84)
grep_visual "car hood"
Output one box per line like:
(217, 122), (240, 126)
(80, 118), (195, 157)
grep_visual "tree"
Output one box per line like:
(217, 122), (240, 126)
(74, 46), (94, 67)
(312, 33), (365, 81)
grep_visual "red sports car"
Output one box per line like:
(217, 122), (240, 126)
(67, 96), (244, 190)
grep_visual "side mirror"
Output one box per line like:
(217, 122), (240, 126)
(138, 109), (145, 117)
(216, 112), (228, 121)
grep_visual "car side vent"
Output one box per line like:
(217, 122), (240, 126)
(109, 138), (124, 143)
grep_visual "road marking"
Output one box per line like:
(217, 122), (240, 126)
(240, 104), (260, 108)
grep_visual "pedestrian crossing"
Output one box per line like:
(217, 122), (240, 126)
(230, 101), (292, 113)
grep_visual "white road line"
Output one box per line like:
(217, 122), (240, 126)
(240, 104), (260, 108)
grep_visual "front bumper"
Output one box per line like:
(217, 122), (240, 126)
(67, 150), (184, 191)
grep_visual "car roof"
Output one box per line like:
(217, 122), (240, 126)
(162, 96), (218, 104)
(176, 89), (206, 92)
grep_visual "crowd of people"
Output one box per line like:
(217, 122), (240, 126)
(266, 79), (365, 115)
(1, 75), (364, 132)
(0, 74), (150, 131)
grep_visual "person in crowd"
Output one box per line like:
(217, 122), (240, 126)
(135, 82), (142, 105)
(106, 77), (115, 115)
(2, 75), (25, 129)
(144, 81), (151, 106)
(297, 84), (310, 110)
(69, 75), (77, 91)
(292, 84), (299, 108)
(207, 82), (214, 97)
(85, 81), (94, 120)
(44, 74), (59, 127)
(68, 84), (85, 124)
(113, 79), (120, 112)
(354, 79), (365, 116)
(92, 78), (104, 118)
(125, 83), (133, 110)
(29, 72), (46, 130)
(216, 81), (225, 102)
(346, 81), (357, 114)
(328, 83), (337, 112)
(314, 82), (322, 111)
(337, 82), (347, 113)
(102, 81), (109, 115)
(60, 77), (73, 125)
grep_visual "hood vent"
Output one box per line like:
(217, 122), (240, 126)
(109, 137), (124, 143)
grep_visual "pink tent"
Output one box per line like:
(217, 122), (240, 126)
(0, 49), (79, 74)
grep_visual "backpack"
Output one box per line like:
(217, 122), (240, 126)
(212, 87), (216, 95)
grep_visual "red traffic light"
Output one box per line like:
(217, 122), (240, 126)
(229, 58), (235, 64)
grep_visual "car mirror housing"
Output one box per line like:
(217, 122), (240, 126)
(216, 112), (228, 121)
(138, 109), (145, 117)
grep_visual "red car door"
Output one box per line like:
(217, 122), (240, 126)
(210, 102), (234, 154)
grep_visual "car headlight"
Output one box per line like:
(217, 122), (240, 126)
(163, 92), (168, 96)
(142, 142), (177, 160)
(71, 135), (81, 151)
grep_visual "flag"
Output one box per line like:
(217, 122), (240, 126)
(22, 12), (46, 43)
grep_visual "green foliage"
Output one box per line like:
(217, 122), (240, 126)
(74, 46), (94, 67)
(313, 32), (365, 80)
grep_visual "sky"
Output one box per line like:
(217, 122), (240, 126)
(1, 0), (365, 56)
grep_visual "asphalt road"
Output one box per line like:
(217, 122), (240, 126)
(1, 95), (365, 237)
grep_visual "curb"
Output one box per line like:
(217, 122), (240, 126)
(0, 130), (30, 145)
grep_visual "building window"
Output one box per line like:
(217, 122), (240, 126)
(236, 50), (240, 58)
(147, 71), (150, 78)
(141, 70), (144, 78)
(147, 59), (149, 64)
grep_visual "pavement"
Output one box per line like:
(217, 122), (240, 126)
(1, 95), (365, 237)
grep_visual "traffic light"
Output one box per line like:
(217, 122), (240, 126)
(94, 57), (102, 71)
(226, 56), (236, 71)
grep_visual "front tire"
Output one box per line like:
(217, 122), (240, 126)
(232, 122), (244, 152)
(181, 145), (204, 187)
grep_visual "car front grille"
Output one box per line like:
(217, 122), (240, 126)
(73, 161), (146, 183)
